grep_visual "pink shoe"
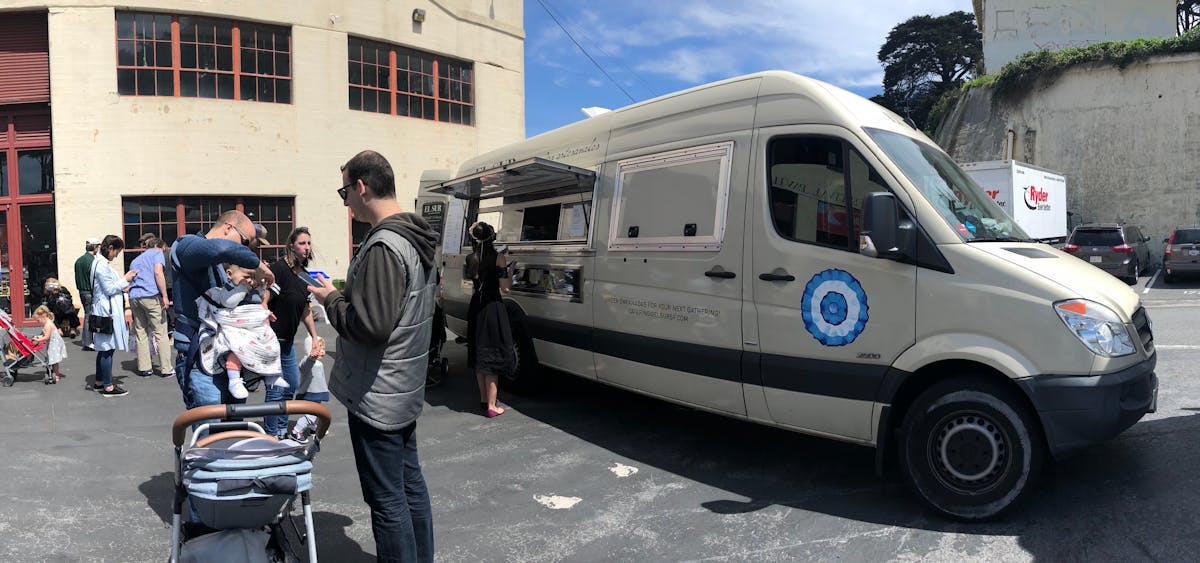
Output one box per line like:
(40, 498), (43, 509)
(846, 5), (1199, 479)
(486, 407), (505, 418)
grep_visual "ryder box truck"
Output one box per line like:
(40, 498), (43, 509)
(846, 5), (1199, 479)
(426, 72), (1155, 521)
(960, 160), (1067, 241)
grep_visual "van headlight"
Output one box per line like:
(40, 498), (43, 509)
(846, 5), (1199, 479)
(1054, 299), (1135, 357)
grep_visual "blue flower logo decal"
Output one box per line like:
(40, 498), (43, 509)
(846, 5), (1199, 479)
(801, 269), (869, 346)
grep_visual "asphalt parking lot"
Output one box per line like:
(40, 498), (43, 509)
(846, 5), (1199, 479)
(3, 269), (1200, 562)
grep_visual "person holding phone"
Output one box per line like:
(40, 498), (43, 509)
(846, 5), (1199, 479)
(261, 226), (324, 438)
(90, 235), (138, 397)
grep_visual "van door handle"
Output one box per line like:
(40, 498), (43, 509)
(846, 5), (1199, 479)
(759, 272), (796, 282)
(705, 269), (736, 279)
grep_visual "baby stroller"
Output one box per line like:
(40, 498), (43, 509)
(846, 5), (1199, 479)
(41, 279), (81, 338)
(0, 308), (54, 387)
(426, 267), (449, 387)
(426, 300), (449, 387)
(170, 401), (331, 563)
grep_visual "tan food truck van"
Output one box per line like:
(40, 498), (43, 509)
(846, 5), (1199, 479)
(427, 71), (1156, 520)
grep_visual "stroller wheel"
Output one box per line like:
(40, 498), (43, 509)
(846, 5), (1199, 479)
(1, 375), (12, 387)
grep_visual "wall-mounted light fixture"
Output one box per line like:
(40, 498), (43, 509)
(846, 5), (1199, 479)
(412, 9), (426, 23)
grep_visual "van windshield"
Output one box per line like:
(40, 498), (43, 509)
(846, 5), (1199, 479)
(865, 128), (1030, 242)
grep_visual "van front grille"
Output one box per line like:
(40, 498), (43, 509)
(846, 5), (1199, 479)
(1132, 307), (1154, 354)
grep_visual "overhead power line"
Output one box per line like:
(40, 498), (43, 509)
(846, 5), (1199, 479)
(533, 0), (637, 103)
(539, 0), (658, 99)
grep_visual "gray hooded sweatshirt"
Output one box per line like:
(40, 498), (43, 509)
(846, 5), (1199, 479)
(323, 213), (439, 431)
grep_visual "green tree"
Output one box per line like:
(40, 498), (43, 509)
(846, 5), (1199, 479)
(874, 11), (982, 131)
(1181, 1), (1200, 35)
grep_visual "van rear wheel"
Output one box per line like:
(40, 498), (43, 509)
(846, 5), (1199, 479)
(899, 377), (1044, 521)
(499, 319), (541, 394)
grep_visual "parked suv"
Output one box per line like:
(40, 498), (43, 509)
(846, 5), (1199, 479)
(1163, 227), (1200, 283)
(1063, 223), (1152, 284)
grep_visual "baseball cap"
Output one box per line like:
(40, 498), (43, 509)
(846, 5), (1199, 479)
(85, 237), (101, 245)
(250, 223), (271, 248)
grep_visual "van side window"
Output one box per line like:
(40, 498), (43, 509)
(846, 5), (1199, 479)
(847, 149), (890, 244)
(609, 141), (733, 250)
(768, 137), (890, 251)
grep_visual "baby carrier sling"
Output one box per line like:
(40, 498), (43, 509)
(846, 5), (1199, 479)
(171, 249), (228, 378)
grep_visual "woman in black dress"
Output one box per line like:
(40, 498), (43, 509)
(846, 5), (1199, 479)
(468, 222), (515, 418)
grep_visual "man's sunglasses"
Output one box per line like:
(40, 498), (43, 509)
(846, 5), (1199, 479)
(338, 181), (356, 202)
(229, 222), (252, 247)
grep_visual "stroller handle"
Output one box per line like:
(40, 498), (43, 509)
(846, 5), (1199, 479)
(172, 400), (332, 447)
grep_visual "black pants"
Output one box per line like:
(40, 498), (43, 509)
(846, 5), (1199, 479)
(347, 415), (434, 562)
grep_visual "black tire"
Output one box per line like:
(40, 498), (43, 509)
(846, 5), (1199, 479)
(899, 377), (1045, 521)
(499, 318), (542, 395)
(2, 374), (13, 387)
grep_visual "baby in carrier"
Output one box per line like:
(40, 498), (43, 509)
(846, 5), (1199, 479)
(196, 264), (289, 399)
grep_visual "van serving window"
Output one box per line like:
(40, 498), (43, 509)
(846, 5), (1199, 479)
(433, 158), (597, 250)
(608, 141), (733, 251)
(429, 158), (595, 201)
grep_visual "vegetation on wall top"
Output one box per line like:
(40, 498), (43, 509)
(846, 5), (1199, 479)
(929, 27), (1200, 132)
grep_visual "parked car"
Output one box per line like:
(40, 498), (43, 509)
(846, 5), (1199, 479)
(1063, 223), (1152, 284)
(1162, 227), (1200, 283)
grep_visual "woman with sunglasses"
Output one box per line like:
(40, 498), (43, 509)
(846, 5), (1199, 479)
(261, 227), (325, 438)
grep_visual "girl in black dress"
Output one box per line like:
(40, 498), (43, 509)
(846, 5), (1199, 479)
(468, 222), (515, 418)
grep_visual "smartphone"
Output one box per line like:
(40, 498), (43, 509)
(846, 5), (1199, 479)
(299, 272), (327, 288)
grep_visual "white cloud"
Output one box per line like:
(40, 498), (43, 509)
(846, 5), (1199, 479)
(531, 0), (972, 92)
(634, 47), (741, 83)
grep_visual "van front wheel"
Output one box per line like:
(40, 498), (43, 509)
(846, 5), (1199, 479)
(899, 378), (1044, 521)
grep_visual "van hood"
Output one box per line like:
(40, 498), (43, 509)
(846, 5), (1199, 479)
(968, 242), (1142, 319)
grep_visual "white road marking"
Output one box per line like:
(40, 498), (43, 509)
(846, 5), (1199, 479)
(609, 463), (638, 478)
(533, 494), (582, 510)
(1143, 269), (1159, 294)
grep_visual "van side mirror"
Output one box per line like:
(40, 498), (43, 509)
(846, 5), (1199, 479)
(861, 192), (914, 260)
(1163, 237), (1170, 244)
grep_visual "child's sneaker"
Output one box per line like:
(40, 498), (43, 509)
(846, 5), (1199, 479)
(228, 378), (249, 399)
(288, 427), (309, 443)
(288, 414), (320, 442)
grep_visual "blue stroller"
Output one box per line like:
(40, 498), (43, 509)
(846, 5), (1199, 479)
(170, 401), (330, 563)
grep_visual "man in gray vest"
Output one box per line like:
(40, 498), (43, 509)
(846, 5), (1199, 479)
(310, 150), (439, 563)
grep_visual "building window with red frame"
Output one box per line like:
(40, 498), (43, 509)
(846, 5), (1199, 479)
(116, 12), (291, 104)
(122, 196), (295, 270)
(348, 37), (474, 125)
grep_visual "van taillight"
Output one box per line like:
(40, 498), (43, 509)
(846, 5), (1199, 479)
(1167, 232), (1176, 255)
(1063, 243), (1079, 252)
(1111, 244), (1133, 253)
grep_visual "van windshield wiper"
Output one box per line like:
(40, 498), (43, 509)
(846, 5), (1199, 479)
(967, 236), (1033, 243)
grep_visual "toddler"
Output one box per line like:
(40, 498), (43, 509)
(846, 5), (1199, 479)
(31, 305), (66, 382)
(289, 334), (331, 442)
(196, 264), (288, 399)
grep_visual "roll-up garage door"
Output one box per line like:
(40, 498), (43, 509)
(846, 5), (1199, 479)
(0, 12), (50, 105)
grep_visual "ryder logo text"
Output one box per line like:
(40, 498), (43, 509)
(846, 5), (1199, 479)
(1023, 185), (1051, 211)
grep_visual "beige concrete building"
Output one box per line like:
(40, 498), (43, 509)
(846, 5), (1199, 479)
(0, 0), (524, 323)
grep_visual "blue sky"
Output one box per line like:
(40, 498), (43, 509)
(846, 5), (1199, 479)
(522, 0), (971, 137)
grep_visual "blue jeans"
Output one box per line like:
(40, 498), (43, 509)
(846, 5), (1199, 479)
(348, 415), (434, 563)
(173, 340), (245, 410)
(95, 350), (114, 386)
(263, 341), (299, 437)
